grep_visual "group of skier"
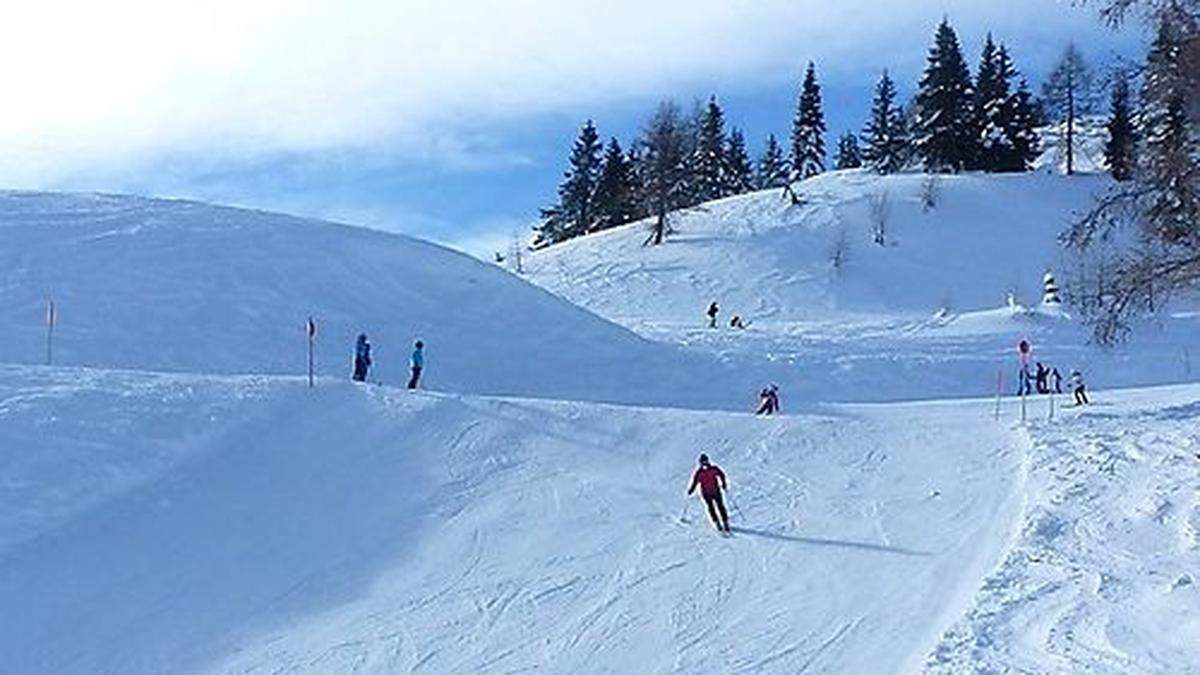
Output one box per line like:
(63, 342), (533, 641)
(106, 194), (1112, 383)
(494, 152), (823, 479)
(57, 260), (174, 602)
(1018, 361), (1089, 406)
(706, 301), (747, 330)
(352, 333), (425, 390)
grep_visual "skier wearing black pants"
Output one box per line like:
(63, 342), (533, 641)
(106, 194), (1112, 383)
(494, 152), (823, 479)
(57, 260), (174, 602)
(407, 340), (424, 389)
(352, 333), (371, 382)
(687, 454), (730, 533)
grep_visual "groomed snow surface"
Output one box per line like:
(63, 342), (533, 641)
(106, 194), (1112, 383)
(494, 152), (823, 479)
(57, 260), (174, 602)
(1, 175), (1197, 673)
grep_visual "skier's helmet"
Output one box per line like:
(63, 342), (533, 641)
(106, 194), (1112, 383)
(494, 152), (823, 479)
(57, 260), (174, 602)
(698, 453), (709, 466)
(415, 340), (424, 348)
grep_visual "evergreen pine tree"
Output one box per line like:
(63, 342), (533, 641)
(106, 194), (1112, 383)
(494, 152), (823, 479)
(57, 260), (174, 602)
(972, 34), (1008, 171)
(692, 96), (729, 203)
(724, 127), (754, 195)
(592, 138), (639, 232)
(861, 69), (910, 174)
(790, 62), (827, 179)
(1042, 43), (1097, 175)
(536, 120), (603, 246)
(755, 134), (789, 189)
(913, 19), (976, 172)
(1004, 77), (1043, 172)
(1105, 70), (1137, 181)
(625, 144), (649, 221)
(835, 132), (863, 169)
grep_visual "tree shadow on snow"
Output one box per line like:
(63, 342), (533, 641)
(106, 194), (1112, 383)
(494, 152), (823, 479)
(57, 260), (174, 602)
(730, 527), (930, 557)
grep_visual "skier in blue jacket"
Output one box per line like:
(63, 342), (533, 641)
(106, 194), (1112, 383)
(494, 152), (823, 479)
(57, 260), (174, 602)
(408, 340), (424, 389)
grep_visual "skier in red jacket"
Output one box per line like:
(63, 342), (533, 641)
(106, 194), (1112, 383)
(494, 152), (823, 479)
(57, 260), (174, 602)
(687, 454), (730, 533)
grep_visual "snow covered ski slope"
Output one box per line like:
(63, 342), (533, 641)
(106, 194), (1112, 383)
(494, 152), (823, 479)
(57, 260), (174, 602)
(2, 365), (1024, 673)
(0, 191), (746, 409)
(524, 171), (1200, 402)
(4, 366), (1195, 673)
(2, 181), (1197, 674)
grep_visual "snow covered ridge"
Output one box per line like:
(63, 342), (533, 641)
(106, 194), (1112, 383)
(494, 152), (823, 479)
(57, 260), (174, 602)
(0, 190), (746, 409)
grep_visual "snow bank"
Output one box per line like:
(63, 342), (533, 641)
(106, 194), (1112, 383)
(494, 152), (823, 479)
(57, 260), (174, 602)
(0, 191), (742, 409)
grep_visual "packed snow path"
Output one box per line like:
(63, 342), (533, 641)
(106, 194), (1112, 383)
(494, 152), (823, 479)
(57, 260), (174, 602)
(929, 385), (1200, 672)
(1, 366), (1024, 674)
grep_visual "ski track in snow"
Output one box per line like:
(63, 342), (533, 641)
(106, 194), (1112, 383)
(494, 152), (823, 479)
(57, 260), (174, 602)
(925, 387), (1200, 674)
(1, 366), (1030, 674)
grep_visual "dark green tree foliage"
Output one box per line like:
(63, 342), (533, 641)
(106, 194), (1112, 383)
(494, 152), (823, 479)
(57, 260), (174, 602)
(975, 41), (1040, 173)
(1141, 14), (1200, 245)
(860, 70), (910, 174)
(640, 100), (693, 244)
(1005, 77), (1043, 172)
(755, 134), (789, 189)
(624, 144), (649, 221)
(537, 119), (603, 246)
(913, 19), (976, 172)
(693, 96), (729, 203)
(592, 138), (640, 232)
(1042, 44), (1097, 175)
(790, 62), (827, 179)
(724, 127), (754, 195)
(1105, 70), (1137, 181)
(835, 132), (863, 169)
(972, 34), (1006, 170)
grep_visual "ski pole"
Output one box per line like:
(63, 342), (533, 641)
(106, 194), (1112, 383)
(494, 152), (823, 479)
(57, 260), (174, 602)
(678, 497), (691, 522)
(728, 491), (746, 522)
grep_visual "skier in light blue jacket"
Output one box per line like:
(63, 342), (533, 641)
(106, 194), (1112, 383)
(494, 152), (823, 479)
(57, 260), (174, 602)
(408, 340), (424, 389)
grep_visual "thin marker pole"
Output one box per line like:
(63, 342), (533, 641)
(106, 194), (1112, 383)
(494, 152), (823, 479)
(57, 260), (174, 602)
(45, 299), (56, 366)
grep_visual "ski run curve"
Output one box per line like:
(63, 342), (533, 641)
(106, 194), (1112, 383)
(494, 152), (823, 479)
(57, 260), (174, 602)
(9, 366), (1197, 673)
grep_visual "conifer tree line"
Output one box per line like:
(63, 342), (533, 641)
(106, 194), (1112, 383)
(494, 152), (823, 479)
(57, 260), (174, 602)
(1064, 0), (1199, 344)
(535, 16), (1144, 247)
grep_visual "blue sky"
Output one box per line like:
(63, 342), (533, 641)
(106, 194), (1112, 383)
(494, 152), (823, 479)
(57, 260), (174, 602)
(1, 1), (1144, 258)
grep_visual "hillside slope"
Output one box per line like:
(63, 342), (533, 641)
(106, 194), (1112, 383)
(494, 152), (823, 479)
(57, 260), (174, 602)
(4, 367), (1196, 673)
(524, 172), (1200, 402)
(0, 365), (1024, 674)
(0, 191), (742, 409)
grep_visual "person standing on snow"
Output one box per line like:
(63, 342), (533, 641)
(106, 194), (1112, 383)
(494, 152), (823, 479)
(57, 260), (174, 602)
(1035, 362), (1050, 394)
(408, 340), (424, 389)
(687, 454), (731, 533)
(755, 384), (780, 415)
(707, 301), (719, 328)
(1051, 367), (1063, 395)
(352, 333), (372, 382)
(1070, 370), (1089, 406)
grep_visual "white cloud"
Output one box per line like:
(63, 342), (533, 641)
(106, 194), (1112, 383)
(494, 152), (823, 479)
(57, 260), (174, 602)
(0, 1), (1128, 185)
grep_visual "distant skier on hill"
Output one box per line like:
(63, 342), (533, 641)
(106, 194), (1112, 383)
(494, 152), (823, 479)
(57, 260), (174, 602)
(687, 454), (730, 533)
(352, 333), (372, 382)
(1070, 370), (1089, 406)
(730, 315), (747, 329)
(408, 340), (424, 389)
(1051, 367), (1063, 394)
(756, 385), (780, 415)
(707, 302), (719, 328)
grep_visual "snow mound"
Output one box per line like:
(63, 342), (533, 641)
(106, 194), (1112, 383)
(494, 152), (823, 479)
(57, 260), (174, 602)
(0, 191), (738, 408)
